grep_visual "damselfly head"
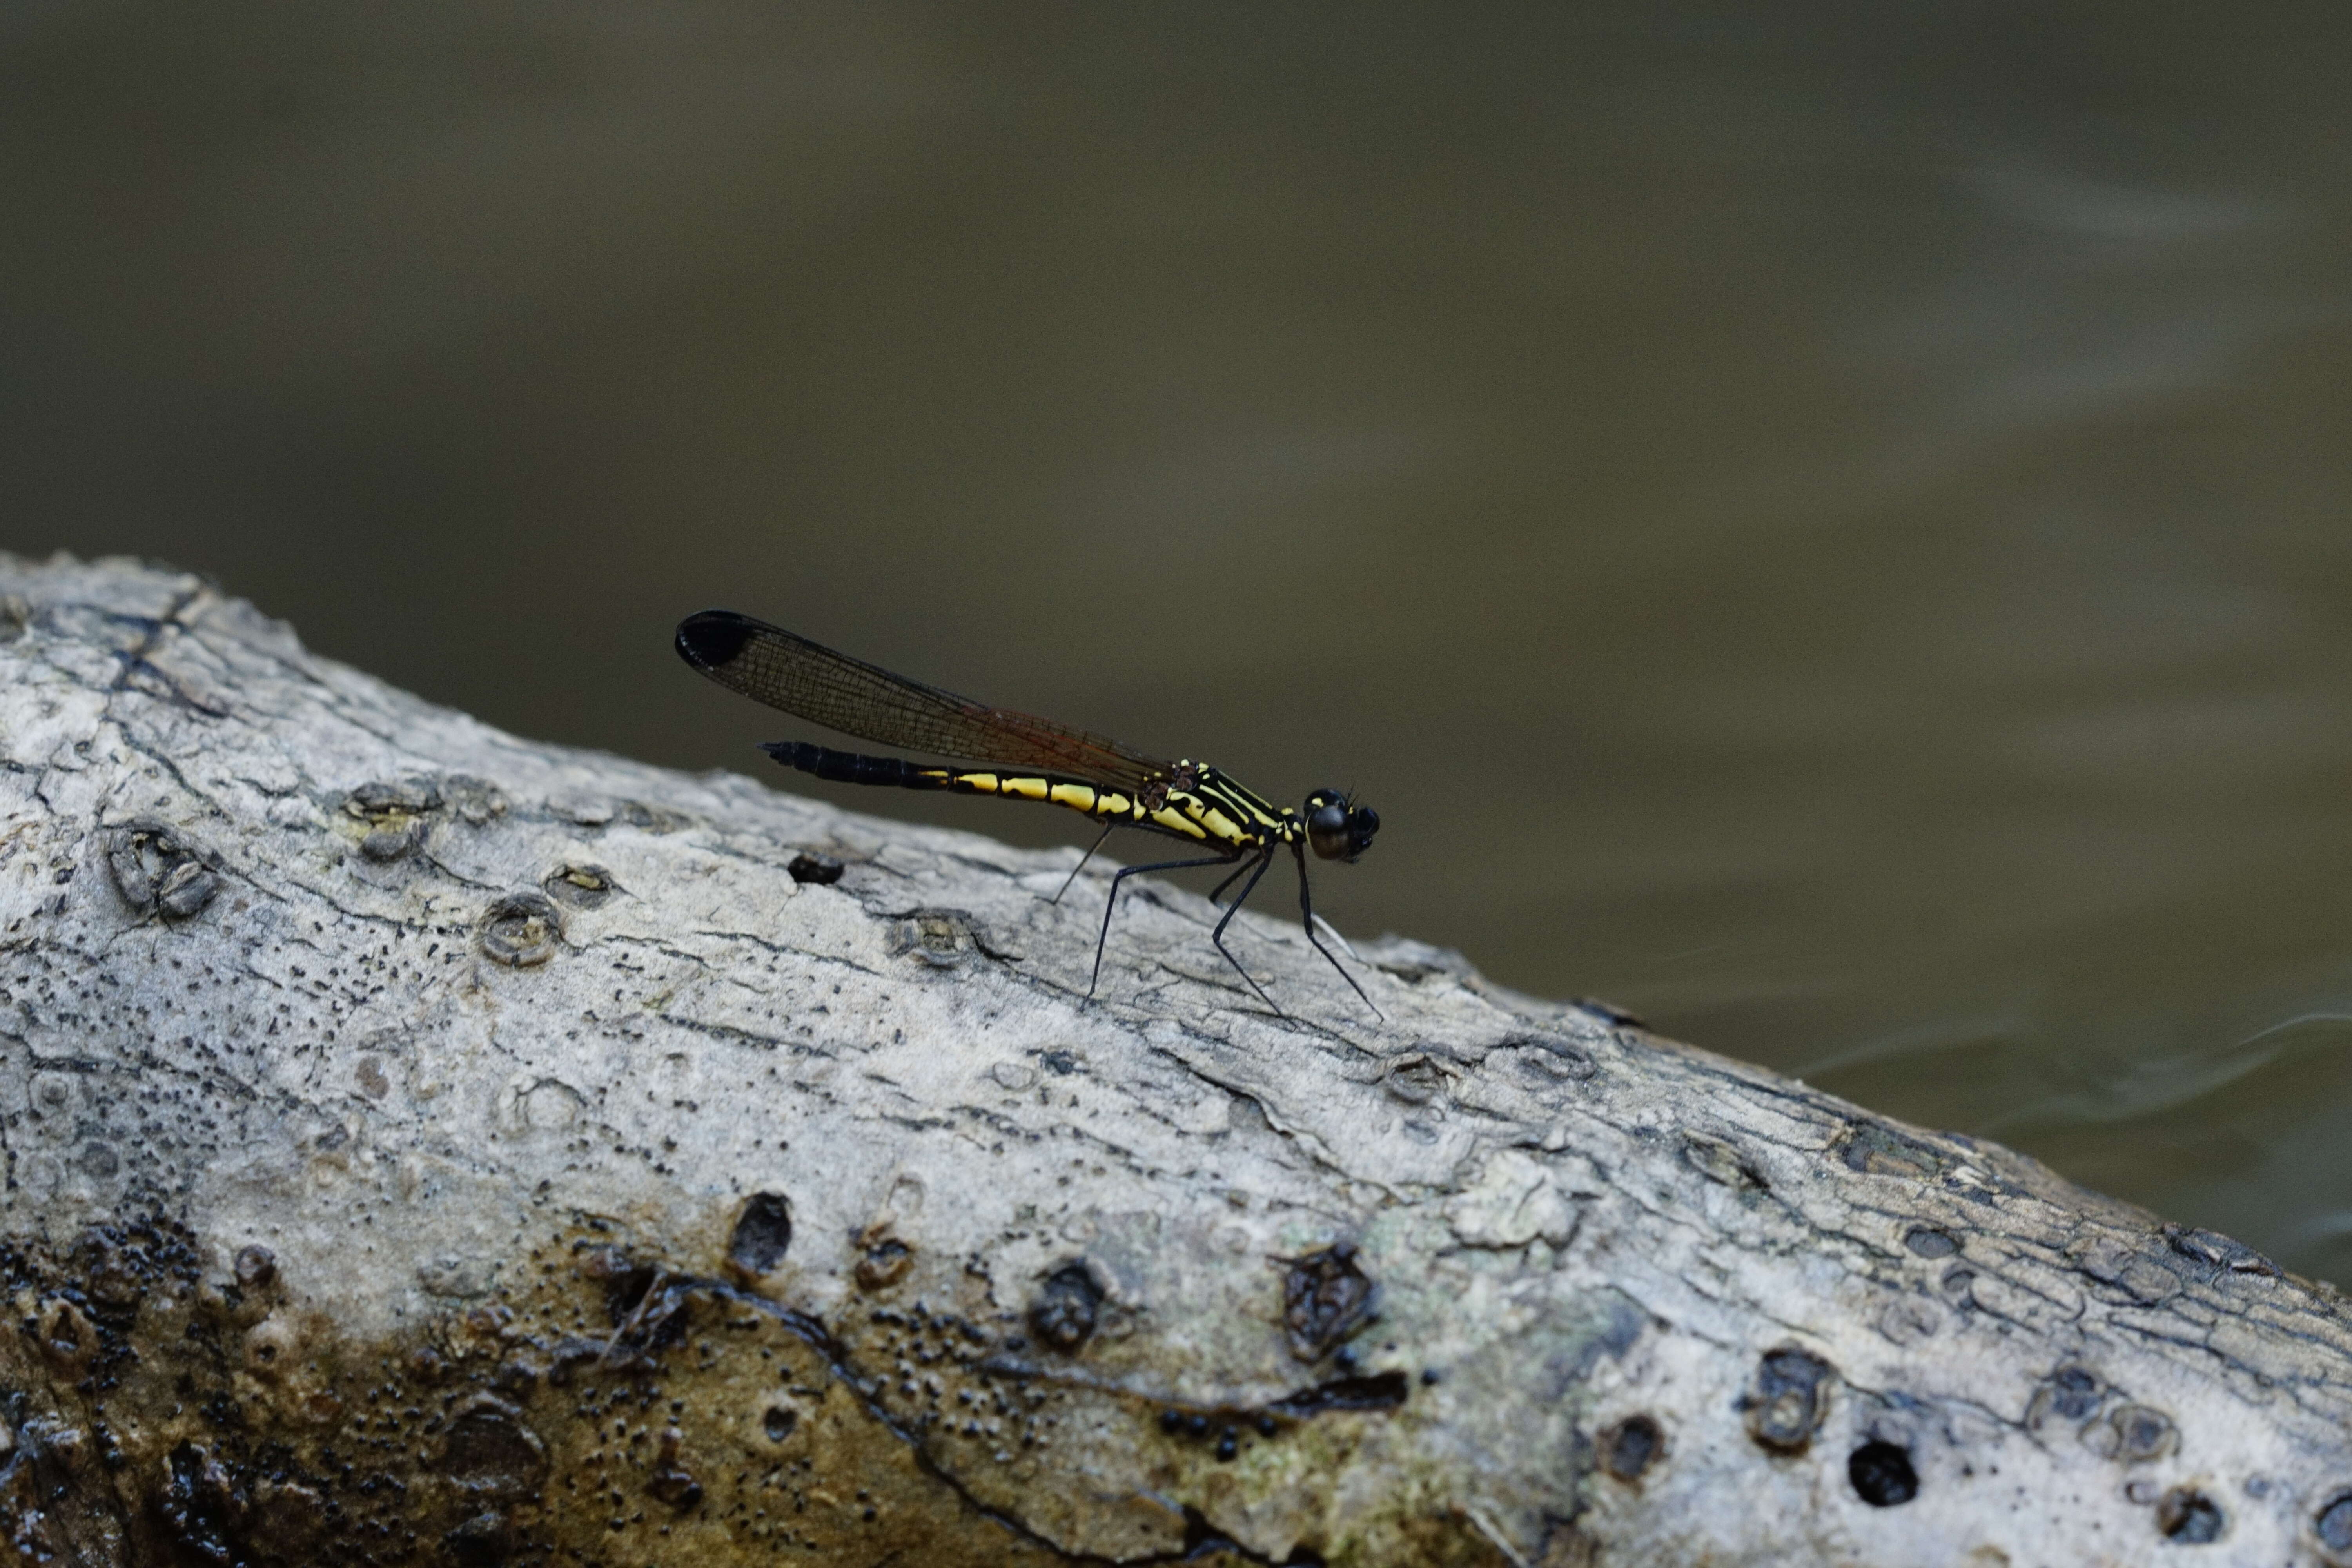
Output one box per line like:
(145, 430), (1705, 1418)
(1305, 789), (1379, 862)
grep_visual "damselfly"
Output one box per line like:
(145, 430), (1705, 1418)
(675, 610), (1380, 1017)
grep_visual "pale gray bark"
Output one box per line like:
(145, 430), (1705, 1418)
(2, 552), (2350, 1566)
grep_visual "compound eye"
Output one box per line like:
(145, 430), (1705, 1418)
(1349, 806), (1380, 857)
(1307, 800), (1353, 860)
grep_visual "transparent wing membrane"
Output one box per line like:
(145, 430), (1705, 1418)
(675, 610), (1171, 794)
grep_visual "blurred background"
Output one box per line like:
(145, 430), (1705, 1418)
(5, 5), (2351, 1276)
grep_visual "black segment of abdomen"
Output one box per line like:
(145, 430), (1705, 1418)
(762, 741), (948, 790)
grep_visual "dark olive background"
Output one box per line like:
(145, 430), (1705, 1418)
(7, 6), (2352, 1276)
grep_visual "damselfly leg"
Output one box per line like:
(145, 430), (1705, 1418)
(1207, 847), (1282, 1013)
(1051, 821), (1117, 906)
(1206, 857), (1256, 907)
(1292, 840), (1382, 1020)
(1090, 851), (1242, 1000)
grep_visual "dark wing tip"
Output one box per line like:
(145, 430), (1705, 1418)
(675, 609), (759, 673)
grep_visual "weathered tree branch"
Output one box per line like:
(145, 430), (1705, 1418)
(3, 553), (2350, 1566)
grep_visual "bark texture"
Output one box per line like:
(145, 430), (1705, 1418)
(2, 552), (2351, 1566)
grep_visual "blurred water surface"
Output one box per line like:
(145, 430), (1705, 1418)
(5, 6), (2352, 1274)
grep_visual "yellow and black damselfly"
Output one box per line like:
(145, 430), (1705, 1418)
(675, 610), (1380, 1018)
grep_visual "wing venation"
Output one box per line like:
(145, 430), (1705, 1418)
(676, 610), (1171, 792)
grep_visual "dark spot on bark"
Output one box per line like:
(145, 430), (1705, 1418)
(2316, 1490), (2352, 1550)
(38, 1296), (98, 1376)
(2023, 1363), (2117, 1439)
(890, 908), (976, 965)
(764, 1406), (798, 1443)
(574, 1243), (657, 1321)
(345, 779), (439, 817)
(1512, 1032), (1599, 1080)
(439, 1396), (547, 1497)
(492, 1354), (543, 1400)
(541, 862), (619, 908)
(2065, 1232), (2187, 1301)
(80, 1140), (118, 1178)
(1420, 1367), (1442, 1385)
(1159, 1409), (1182, 1435)
(1268, 1372), (1410, 1417)
(1848, 1440), (1918, 1506)
(728, 1192), (793, 1274)
(441, 774), (508, 824)
(615, 1280), (695, 1356)
(788, 851), (844, 885)
(2156, 1486), (2224, 1543)
(1281, 1241), (1377, 1362)
(1040, 1049), (1080, 1076)
(234, 1241), (275, 1298)
(1682, 1132), (1766, 1189)
(356, 1056), (390, 1098)
(1179, 1506), (1243, 1558)
(2104, 1403), (2180, 1464)
(1256, 1412), (1279, 1437)
(855, 1236), (912, 1292)
(160, 1441), (245, 1565)
(444, 1510), (512, 1566)
(1029, 1263), (1102, 1353)
(648, 1427), (702, 1509)
(1215, 1428), (1239, 1461)
(1602, 1414), (1664, 1481)
(2164, 1223), (2279, 1278)
(104, 821), (220, 920)
(1904, 1227), (1957, 1258)
(623, 799), (691, 832)
(77, 1229), (150, 1310)
(360, 822), (421, 860)
(1382, 1056), (1446, 1104)
(1837, 1123), (1945, 1178)
(345, 780), (439, 861)
(478, 892), (561, 966)
(1743, 1346), (1832, 1453)
(1186, 1414), (1210, 1439)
